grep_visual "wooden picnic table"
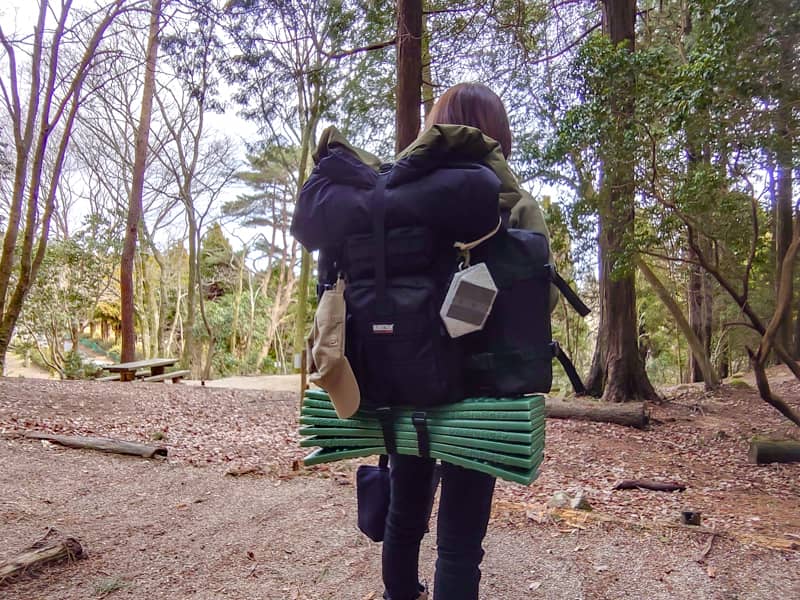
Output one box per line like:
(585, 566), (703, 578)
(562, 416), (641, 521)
(104, 358), (178, 382)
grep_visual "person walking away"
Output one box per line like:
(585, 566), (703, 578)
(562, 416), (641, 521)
(381, 82), (551, 600)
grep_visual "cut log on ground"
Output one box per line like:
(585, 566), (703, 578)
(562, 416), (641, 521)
(613, 479), (687, 492)
(748, 438), (800, 464)
(545, 398), (648, 429)
(0, 531), (84, 585)
(24, 432), (167, 458)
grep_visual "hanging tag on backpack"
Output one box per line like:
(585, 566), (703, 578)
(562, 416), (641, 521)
(439, 262), (498, 338)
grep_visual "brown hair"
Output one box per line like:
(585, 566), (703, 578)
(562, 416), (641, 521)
(425, 83), (512, 158)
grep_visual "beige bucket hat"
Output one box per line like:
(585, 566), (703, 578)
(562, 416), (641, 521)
(306, 278), (360, 418)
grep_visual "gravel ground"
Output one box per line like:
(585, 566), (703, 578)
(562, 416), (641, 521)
(1, 377), (798, 599)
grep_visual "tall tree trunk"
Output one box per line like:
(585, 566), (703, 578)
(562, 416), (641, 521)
(421, 12), (434, 120)
(120, 0), (161, 362)
(585, 237), (606, 396)
(182, 215), (198, 370)
(142, 254), (159, 358)
(687, 246), (713, 383)
(148, 247), (168, 356)
(592, 0), (658, 402)
(135, 251), (151, 358)
(290, 132), (315, 372)
(290, 87), (321, 372)
(230, 252), (245, 360)
(396, 0), (423, 153)
(774, 34), (794, 357)
(688, 259), (703, 381)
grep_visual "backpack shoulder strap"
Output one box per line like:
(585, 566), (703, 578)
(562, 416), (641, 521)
(549, 266), (591, 316)
(552, 341), (586, 395)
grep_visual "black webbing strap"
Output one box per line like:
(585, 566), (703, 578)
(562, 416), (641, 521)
(378, 454), (389, 469)
(551, 341), (586, 395)
(376, 407), (396, 455)
(412, 411), (430, 458)
(548, 265), (591, 317)
(371, 173), (390, 315)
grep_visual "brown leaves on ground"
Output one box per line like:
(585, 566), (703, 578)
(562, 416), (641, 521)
(0, 375), (798, 543)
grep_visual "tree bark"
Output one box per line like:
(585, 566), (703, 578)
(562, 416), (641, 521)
(121, 0), (162, 362)
(591, 0), (658, 403)
(396, 0), (423, 153)
(545, 397), (648, 428)
(748, 438), (800, 464)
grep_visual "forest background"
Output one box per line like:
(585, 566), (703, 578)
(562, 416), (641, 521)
(0, 0), (797, 413)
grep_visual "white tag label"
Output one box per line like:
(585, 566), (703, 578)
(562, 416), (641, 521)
(440, 263), (498, 338)
(372, 323), (395, 334)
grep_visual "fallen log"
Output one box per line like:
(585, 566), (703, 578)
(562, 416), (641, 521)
(545, 398), (648, 429)
(24, 432), (167, 459)
(748, 438), (800, 465)
(0, 531), (84, 584)
(613, 479), (686, 492)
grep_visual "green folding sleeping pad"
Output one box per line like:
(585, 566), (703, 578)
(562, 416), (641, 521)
(298, 389), (546, 485)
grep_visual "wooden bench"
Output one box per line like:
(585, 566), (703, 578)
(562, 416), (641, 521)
(95, 370), (150, 382)
(139, 369), (191, 383)
(95, 374), (121, 382)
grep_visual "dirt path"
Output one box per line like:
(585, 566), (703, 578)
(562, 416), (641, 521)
(186, 373), (301, 392)
(3, 351), (52, 379)
(1, 378), (798, 599)
(1, 441), (797, 600)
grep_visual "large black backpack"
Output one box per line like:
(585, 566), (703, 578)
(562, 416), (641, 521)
(340, 173), (463, 409)
(460, 228), (590, 397)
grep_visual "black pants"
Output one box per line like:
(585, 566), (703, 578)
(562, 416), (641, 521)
(382, 454), (496, 600)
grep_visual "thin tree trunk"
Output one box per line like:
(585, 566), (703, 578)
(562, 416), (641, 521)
(290, 116), (320, 371)
(637, 256), (719, 389)
(121, 0), (161, 362)
(585, 237), (606, 396)
(142, 252), (159, 358)
(396, 0), (423, 153)
(182, 218), (197, 369)
(135, 251), (151, 358)
(421, 12), (434, 119)
(774, 34), (794, 357)
(230, 253), (244, 360)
